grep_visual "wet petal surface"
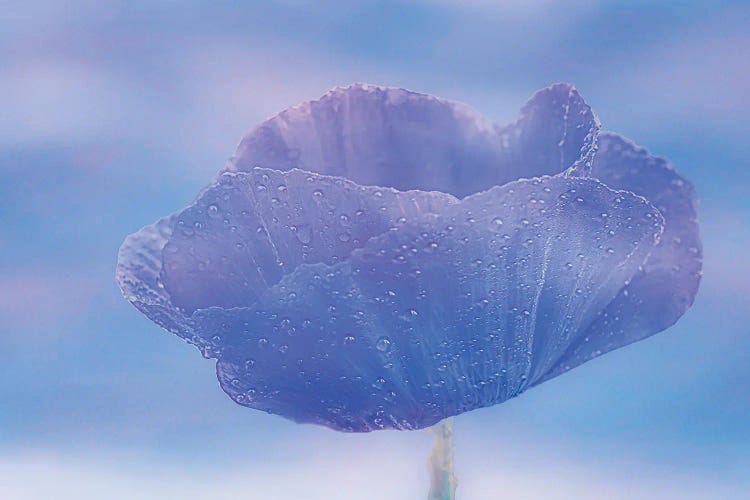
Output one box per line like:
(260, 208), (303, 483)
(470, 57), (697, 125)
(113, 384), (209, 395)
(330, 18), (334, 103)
(161, 168), (456, 313)
(541, 133), (703, 381)
(230, 83), (598, 197)
(215, 175), (663, 431)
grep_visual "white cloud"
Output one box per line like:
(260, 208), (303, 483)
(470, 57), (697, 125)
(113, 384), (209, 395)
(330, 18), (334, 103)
(2, 435), (747, 500)
(0, 273), (100, 343)
(0, 61), (140, 147)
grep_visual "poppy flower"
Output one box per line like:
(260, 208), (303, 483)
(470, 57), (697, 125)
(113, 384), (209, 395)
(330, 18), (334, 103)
(117, 83), (701, 432)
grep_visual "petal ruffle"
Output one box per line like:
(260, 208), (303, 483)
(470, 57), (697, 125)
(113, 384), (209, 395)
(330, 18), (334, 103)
(229, 83), (599, 197)
(116, 216), (214, 350)
(214, 174), (664, 431)
(160, 167), (457, 313)
(539, 133), (703, 382)
(116, 166), (458, 352)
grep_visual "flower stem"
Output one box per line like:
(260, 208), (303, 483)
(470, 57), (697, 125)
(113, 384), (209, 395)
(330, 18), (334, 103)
(427, 417), (457, 500)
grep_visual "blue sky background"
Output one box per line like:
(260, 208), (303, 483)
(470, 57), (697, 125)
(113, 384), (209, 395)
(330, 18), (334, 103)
(2, 1), (749, 498)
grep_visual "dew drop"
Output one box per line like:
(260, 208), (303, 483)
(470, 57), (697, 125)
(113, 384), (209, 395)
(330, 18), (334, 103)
(376, 337), (392, 352)
(424, 241), (439, 253)
(207, 204), (220, 218)
(294, 224), (313, 244)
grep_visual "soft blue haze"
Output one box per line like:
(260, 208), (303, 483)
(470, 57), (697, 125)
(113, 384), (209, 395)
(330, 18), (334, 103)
(2, 1), (749, 498)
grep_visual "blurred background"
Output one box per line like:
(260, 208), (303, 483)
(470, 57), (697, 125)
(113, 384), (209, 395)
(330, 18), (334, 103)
(2, 1), (749, 498)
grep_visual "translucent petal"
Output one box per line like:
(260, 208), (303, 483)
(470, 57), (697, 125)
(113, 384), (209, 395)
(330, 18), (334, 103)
(229, 83), (599, 197)
(148, 168), (456, 315)
(117, 218), (220, 356)
(214, 174), (664, 431)
(117, 216), (172, 308)
(539, 133), (703, 381)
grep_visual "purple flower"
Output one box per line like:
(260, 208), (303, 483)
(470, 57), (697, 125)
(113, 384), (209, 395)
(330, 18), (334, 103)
(117, 83), (702, 432)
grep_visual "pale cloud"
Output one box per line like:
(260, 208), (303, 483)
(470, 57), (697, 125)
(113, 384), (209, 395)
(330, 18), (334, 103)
(0, 273), (100, 343)
(421, 0), (581, 17)
(2, 436), (747, 500)
(591, 8), (750, 135)
(0, 61), (139, 147)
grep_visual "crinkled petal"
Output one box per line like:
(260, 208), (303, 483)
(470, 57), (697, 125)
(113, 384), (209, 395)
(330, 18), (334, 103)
(161, 168), (456, 314)
(121, 167), (456, 320)
(117, 217), (224, 356)
(229, 83), (599, 197)
(214, 174), (664, 431)
(539, 133), (703, 381)
(117, 216), (173, 307)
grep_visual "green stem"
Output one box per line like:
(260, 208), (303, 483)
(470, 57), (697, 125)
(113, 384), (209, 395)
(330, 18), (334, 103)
(427, 417), (457, 500)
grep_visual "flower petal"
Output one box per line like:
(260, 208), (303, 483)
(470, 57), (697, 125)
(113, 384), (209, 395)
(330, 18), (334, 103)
(154, 167), (456, 314)
(117, 216), (172, 308)
(539, 133), (703, 382)
(229, 83), (599, 197)
(214, 174), (664, 431)
(116, 216), (214, 352)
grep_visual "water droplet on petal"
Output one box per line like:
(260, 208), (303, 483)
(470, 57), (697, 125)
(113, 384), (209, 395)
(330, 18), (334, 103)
(207, 204), (220, 218)
(294, 224), (313, 244)
(376, 337), (392, 352)
(424, 241), (439, 253)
